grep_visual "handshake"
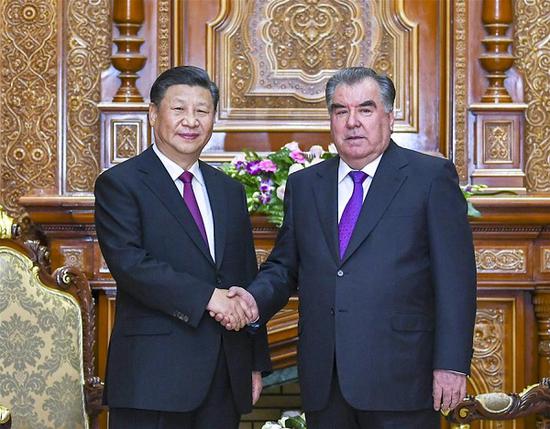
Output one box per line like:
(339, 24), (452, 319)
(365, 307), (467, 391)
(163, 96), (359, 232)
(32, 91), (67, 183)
(206, 286), (259, 331)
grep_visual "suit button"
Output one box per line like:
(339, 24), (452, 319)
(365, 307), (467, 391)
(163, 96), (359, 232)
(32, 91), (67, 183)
(216, 277), (222, 286)
(183, 315), (189, 323)
(337, 270), (344, 277)
(330, 308), (335, 316)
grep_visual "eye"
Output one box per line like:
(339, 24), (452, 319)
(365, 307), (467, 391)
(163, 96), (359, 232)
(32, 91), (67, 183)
(197, 109), (210, 115)
(359, 108), (372, 115)
(334, 110), (348, 116)
(172, 107), (184, 111)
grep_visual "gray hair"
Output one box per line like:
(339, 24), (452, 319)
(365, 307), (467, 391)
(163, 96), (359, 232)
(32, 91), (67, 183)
(325, 67), (395, 113)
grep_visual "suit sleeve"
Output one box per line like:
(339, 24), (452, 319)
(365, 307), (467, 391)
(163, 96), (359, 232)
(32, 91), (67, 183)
(428, 160), (477, 374)
(238, 186), (272, 372)
(248, 177), (298, 325)
(94, 170), (215, 328)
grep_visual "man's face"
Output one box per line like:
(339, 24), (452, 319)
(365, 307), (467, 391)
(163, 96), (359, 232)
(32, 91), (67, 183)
(149, 84), (215, 169)
(329, 79), (395, 169)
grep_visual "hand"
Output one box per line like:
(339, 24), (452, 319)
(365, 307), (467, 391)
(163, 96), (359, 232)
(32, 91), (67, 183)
(206, 288), (247, 331)
(252, 371), (262, 405)
(227, 286), (259, 322)
(210, 286), (259, 331)
(433, 369), (467, 412)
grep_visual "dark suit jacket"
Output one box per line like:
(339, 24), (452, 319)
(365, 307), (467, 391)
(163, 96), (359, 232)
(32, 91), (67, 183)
(94, 147), (271, 414)
(248, 141), (477, 412)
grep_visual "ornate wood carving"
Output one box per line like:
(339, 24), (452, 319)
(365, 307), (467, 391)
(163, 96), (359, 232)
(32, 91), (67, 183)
(534, 290), (550, 382)
(485, 122), (512, 163)
(479, 0), (514, 103)
(60, 247), (85, 269)
(112, 0), (146, 102)
(515, 0), (550, 192)
(472, 308), (505, 393)
(0, 1), (58, 212)
(451, 0), (468, 182)
(475, 248), (526, 273)
(157, 0), (171, 73)
(446, 379), (550, 425)
(543, 248), (550, 273)
(206, 0), (418, 131)
(65, 0), (111, 193)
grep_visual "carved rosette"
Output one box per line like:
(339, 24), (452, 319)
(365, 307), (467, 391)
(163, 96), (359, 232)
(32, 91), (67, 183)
(515, 1), (550, 191)
(65, 0), (111, 192)
(472, 308), (505, 393)
(475, 248), (526, 273)
(114, 123), (140, 159)
(0, 1), (58, 212)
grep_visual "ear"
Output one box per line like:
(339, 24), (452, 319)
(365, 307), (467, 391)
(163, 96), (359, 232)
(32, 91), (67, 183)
(149, 103), (158, 128)
(388, 111), (395, 132)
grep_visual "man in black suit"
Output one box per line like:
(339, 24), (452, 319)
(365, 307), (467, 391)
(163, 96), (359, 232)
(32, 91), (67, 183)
(229, 67), (477, 428)
(95, 66), (271, 429)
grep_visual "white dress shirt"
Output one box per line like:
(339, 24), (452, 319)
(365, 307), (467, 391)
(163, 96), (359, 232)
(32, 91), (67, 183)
(152, 144), (216, 261)
(337, 155), (383, 222)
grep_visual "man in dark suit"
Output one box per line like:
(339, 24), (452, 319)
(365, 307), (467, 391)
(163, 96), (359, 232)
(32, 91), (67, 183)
(230, 67), (477, 428)
(95, 66), (271, 429)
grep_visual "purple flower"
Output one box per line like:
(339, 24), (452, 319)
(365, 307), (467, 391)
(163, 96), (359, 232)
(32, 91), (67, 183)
(260, 178), (273, 193)
(258, 159), (277, 173)
(258, 192), (271, 205)
(246, 160), (261, 175)
(231, 154), (247, 170)
(290, 150), (306, 164)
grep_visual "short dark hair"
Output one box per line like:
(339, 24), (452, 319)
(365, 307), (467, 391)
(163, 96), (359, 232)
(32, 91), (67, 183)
(150, 66), (219, 111)
(325, 67), (395, 113)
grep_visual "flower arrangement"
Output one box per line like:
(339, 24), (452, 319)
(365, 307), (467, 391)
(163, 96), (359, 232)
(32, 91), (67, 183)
(221, 142), (335, 226)
(261, 411), (306, 429)
(221, 142), (489, 225)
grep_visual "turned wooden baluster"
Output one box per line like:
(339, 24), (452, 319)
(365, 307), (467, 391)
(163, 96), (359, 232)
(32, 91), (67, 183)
(479, 0), (515, 102)
(534, 289), (550, 428)
(112, 0), (147, 102)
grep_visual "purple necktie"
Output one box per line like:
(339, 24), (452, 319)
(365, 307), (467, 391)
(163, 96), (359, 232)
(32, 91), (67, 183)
(339, 171), (368, 259)
(179, 171), (209, 246)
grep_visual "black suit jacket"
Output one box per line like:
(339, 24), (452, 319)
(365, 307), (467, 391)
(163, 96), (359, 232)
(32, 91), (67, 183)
(94, 147), (271, 413)
(248, 141), (477, 412)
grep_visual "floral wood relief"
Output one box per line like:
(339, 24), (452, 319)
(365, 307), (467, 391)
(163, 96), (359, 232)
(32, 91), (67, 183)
(475, 249), (526, 273)
(0, 1), (58, 213)
(207, 0), (417, 131)
(65, 0), (110, 192)
(485, 123), (512, 163)
(472, 308), (505, 394)
(515, 0), (550, 191)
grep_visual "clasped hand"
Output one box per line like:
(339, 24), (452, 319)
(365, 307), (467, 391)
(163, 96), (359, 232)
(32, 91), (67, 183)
(206, 287), (259, 331)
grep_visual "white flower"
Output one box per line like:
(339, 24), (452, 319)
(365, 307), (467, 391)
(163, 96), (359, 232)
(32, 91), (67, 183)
(261, 423), (283, 429)
(231, 153), (246, 165)
(288, 163), (305, 175)
(284, 141), (300, 151)
(276, 182), (286, 201)
(328, 143), (338, 154)
(308, 157), (324, 166)
(309, 145), (324, 158)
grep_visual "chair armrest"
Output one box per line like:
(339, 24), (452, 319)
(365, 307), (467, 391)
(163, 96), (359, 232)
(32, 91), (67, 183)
(0, 405), (11, 429)
(445, 378), (550, 424)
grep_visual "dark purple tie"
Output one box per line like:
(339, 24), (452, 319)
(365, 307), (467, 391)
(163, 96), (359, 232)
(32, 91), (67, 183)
(339, 171), (368, 259)
(179, 171), (208, 245)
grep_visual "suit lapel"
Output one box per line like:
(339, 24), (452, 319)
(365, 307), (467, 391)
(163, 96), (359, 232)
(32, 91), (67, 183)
(137, 148), (214, 265)
(341, 141), (408, 264)
(312, 156), (340, 265)
(200, 161), (227, 269)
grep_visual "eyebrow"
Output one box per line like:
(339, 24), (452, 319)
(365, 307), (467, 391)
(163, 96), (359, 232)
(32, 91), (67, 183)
(330, 100), (377, 110)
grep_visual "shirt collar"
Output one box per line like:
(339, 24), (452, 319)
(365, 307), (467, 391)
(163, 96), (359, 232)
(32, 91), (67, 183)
(338, 153), (384, 184)
(152, 144), (205, 186)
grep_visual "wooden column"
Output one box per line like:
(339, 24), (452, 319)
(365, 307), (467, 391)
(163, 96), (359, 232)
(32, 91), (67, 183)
(112, 0), (147, 102)
(468, 0), (527, 190)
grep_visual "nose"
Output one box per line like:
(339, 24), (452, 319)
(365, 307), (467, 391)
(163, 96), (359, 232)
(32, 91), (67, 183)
(181, 113), (199, 127)
(346, 110), (359, 128)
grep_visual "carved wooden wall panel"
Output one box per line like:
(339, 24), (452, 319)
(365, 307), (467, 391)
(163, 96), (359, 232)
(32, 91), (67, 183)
(0, 1), (59, 213)
(514, 0), (550, 192)
(64, 0), (110, 193)
(206, 0), (418, 132)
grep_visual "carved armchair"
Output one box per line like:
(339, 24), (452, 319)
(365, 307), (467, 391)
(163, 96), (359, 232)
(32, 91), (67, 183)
(0, 206), (103, 429)
(445, 378), (550, 428)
